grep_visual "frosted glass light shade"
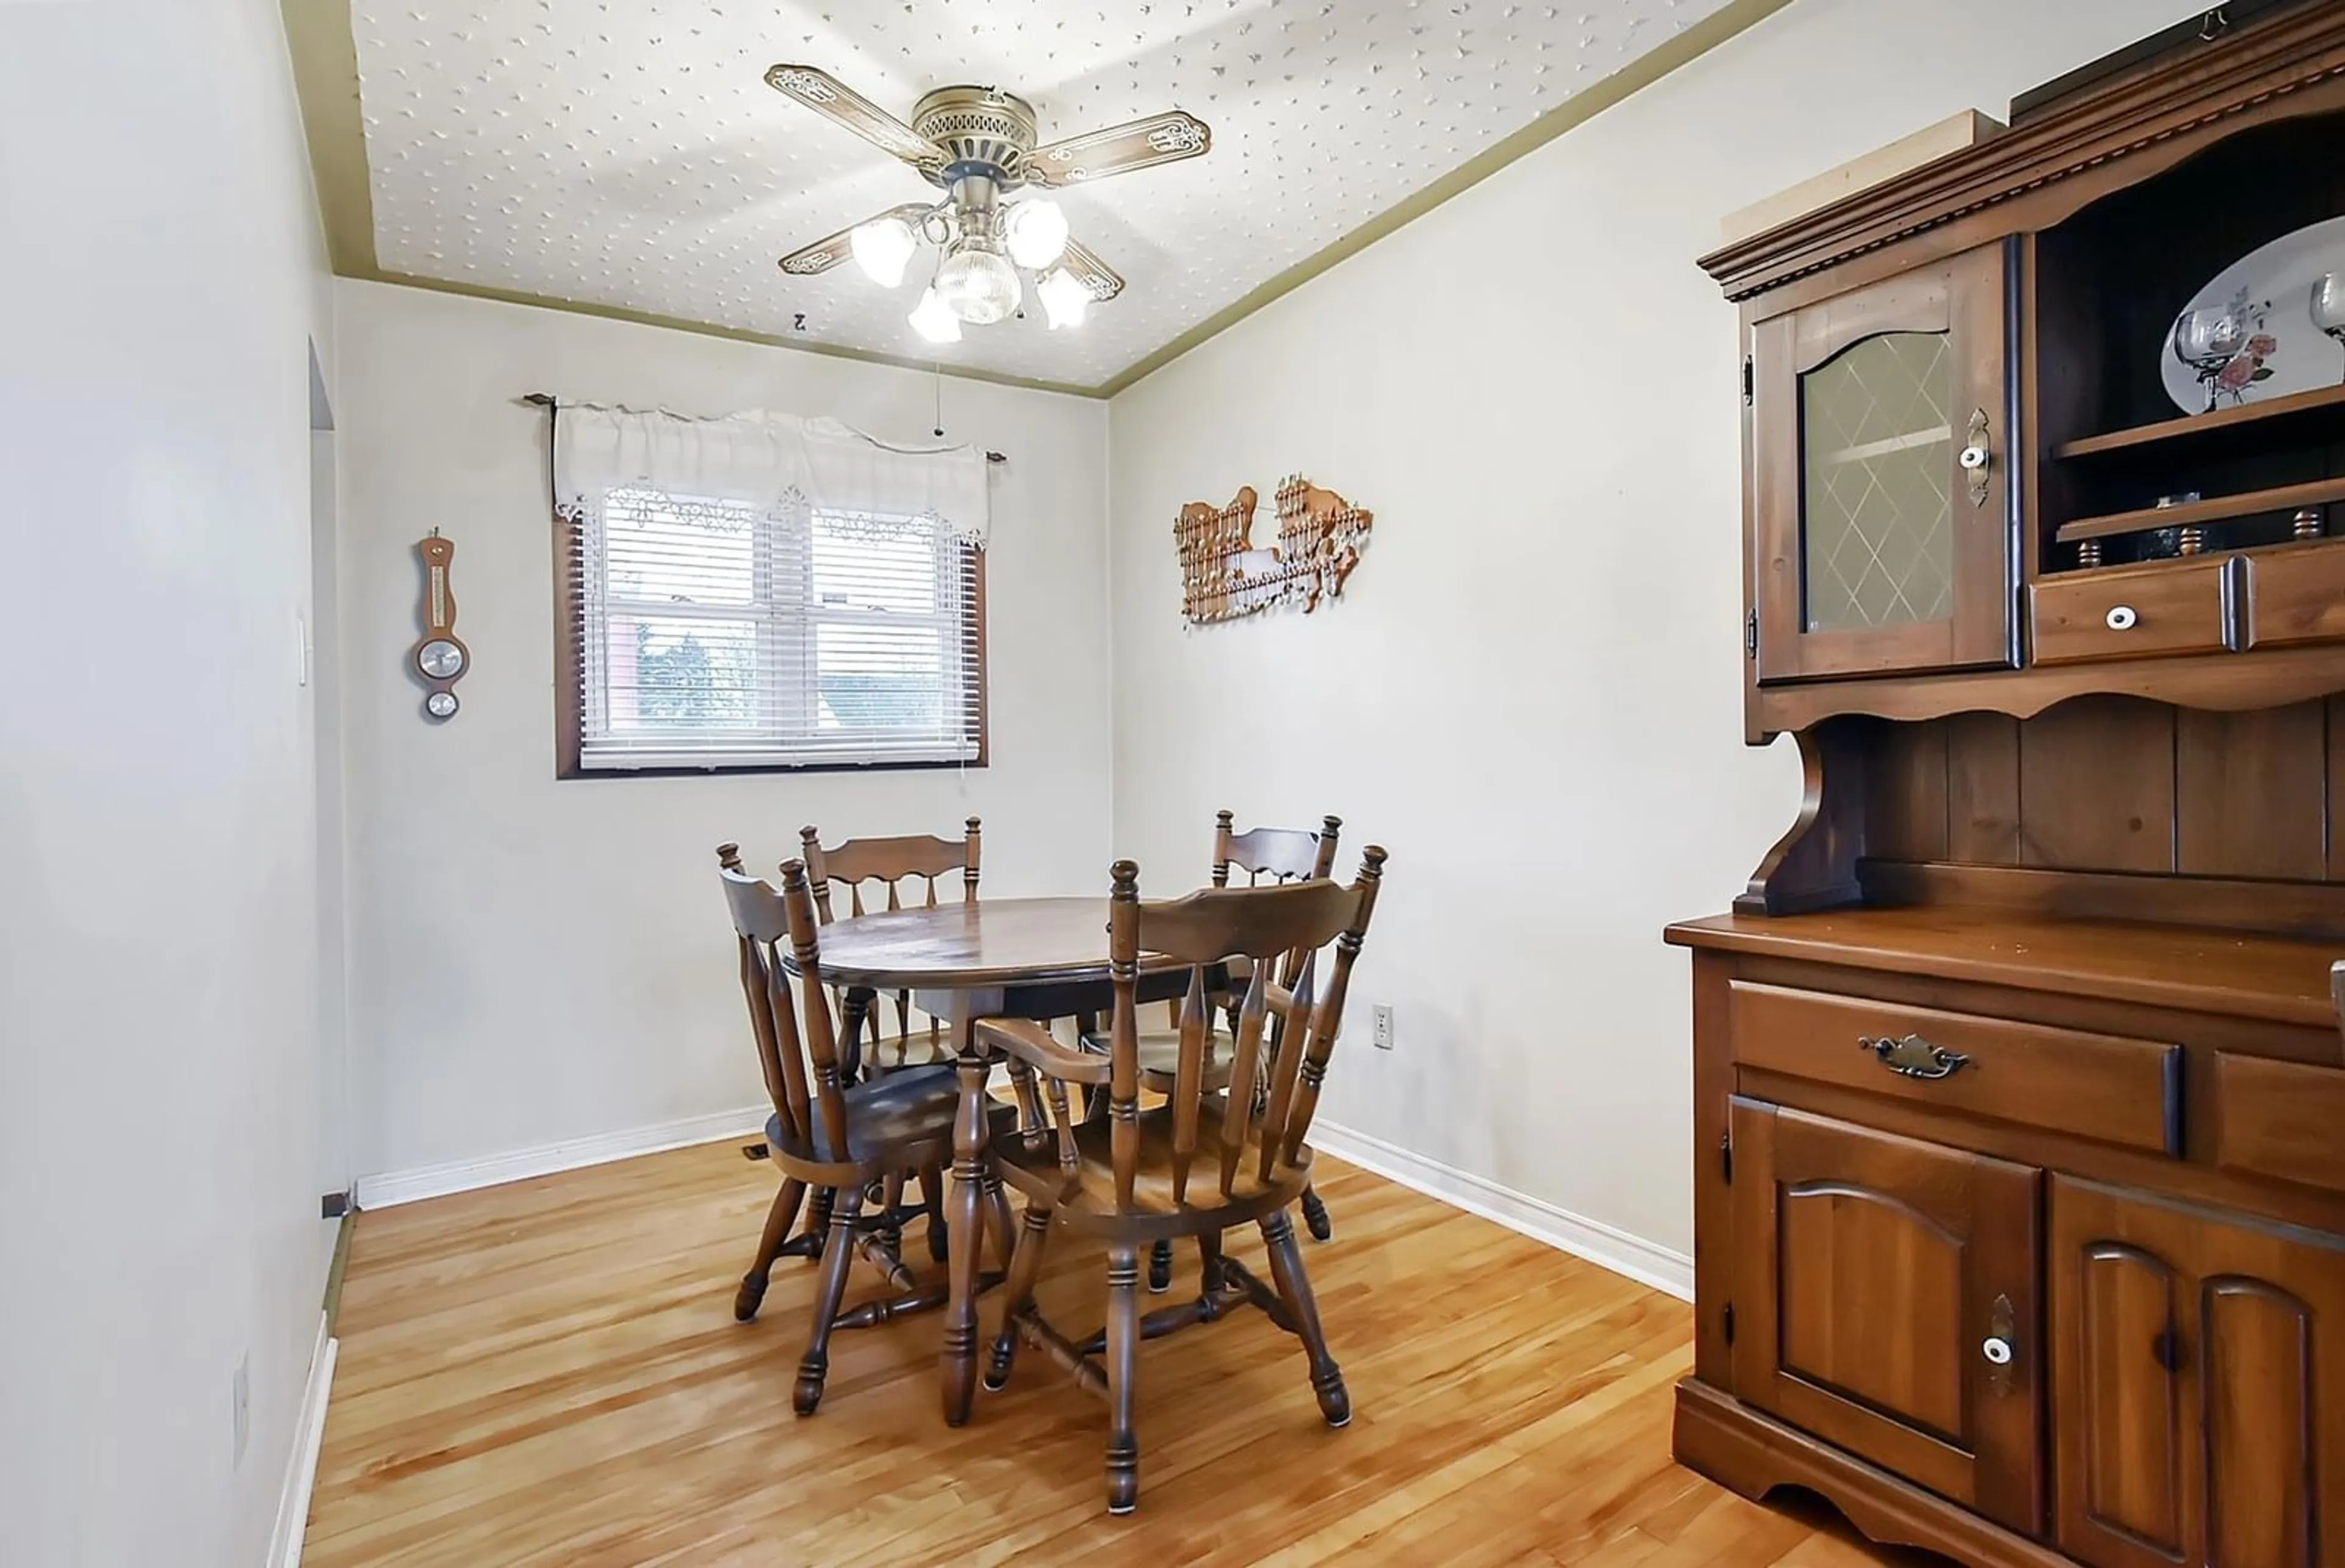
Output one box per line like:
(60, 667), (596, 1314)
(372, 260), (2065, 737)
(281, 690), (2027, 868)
(934, 242), (1022, 324)
(1037, 267), (1089, 330)
(1005, 199), (1069, 269)
(908, 286), (962, 343)
(849, 216), (917, 288)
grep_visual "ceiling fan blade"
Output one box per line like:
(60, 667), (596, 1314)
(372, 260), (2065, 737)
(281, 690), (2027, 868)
(763, 64), (942, 173)
(1055, 236), (1125, 302)
(1027, 109), (1210, 187)
(777, 203), (934, 277)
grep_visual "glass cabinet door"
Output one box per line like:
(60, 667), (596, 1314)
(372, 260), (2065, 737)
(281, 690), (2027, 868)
(1750, 242), (2016, 683)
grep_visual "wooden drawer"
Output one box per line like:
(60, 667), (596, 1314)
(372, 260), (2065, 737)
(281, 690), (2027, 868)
(2029, 556), (2241, 667)
(2208, 1050), (2345, 1192)
(2244, 539), (2345, 650)
(1729, 981), (2180, 1154)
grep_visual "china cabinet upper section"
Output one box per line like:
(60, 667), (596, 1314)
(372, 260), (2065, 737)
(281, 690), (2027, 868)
(1704, 1), (2345, 739)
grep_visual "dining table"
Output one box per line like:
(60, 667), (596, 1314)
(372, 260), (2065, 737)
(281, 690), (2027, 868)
(791, 894), (1207, 1425)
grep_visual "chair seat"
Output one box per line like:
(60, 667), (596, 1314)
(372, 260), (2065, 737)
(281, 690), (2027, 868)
(1076, 1025), (1237, 1091)
(766, 1062), (1008, 1164)
(994, 1102), (1311, 1229)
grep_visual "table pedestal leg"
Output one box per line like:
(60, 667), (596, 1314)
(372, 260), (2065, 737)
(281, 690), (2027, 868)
(942, 1042), (988, 1426)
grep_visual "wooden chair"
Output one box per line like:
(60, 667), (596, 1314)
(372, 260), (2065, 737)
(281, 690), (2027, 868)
(800, 818), (981, 1073)
(1082, 811), (1343, 1289)
(718, 858), (1016, 1414)
(976, 847), (1386, 1514)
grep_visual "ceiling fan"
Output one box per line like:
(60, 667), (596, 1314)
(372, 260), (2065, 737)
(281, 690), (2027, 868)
(765, 65), (1212, 343)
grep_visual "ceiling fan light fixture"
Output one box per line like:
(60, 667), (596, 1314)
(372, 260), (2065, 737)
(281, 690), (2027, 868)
(934, 240), (1022, 325)
(1005, 199), (1070, 269)
(768, 68), (1180, 333)
(849, 215), (918, 288)
(1037, 266), (1089, 330)
(908, 285), (962, 344)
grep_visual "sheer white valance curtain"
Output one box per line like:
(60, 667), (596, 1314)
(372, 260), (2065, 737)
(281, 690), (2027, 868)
(551, 402), (992, 773)
(551, 402), (990, 545)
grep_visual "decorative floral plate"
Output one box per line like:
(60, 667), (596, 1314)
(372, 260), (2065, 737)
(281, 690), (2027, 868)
(2161, 213), (2345, 415)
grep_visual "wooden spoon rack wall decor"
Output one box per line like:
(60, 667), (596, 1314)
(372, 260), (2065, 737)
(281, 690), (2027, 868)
(1173, 475), (1373, 625)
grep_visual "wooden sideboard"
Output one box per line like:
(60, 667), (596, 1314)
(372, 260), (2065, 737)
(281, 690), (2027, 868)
(1667, 907), (2345, 1568)
(1668, 7), (2345, 1566)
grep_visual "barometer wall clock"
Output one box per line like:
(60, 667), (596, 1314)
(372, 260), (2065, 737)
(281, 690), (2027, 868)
(411, 530), (470, 720)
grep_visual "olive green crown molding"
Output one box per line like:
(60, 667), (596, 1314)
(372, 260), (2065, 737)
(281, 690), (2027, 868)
(281, 0), (1792, 402)
(1097, 0), (1796, 396)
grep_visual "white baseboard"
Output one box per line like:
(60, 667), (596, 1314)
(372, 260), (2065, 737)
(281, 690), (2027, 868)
(1311, 1120), (1693, 1301)
(354, 1105), (768, 1210)
(349, 1106), (1689, 1301)
(268, 1314), (338, 1568)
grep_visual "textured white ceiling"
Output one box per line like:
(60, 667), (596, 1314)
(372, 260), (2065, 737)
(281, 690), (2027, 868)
(352, 0), (1733, 388)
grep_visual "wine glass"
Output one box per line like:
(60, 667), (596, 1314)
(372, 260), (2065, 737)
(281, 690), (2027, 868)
(2173, 306), (2247, 412)
(2313, 272), (2345, 385)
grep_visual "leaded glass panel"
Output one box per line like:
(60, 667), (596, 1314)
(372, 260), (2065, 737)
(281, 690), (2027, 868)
(1799, 332), (1955, 633)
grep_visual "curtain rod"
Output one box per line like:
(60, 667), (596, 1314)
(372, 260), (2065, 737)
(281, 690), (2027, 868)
(522, 393), (1006, 463)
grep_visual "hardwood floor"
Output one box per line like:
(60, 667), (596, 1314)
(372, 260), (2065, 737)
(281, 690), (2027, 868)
(307, 1142), (1924, 1566)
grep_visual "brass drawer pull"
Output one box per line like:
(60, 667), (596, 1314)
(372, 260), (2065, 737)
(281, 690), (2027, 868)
(1859, 1033), (1972, 1080)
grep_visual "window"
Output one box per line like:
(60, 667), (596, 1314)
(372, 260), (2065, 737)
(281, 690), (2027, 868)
(557, 485), (986, 774)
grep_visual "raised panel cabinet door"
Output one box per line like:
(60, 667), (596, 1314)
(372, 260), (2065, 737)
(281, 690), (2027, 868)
(1750, 241), (2016, 683)
(2051, 1178), (2345, 1568)
(1729, 1098), (2042, 1534)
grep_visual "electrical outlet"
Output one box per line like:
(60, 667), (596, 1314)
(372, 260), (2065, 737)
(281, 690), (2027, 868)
(232, 1353), (250, 1468)
(1372, 1004), (1395, 1051)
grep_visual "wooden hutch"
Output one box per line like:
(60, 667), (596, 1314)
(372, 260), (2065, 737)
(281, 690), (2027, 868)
(1665, 7), (2345, 1566)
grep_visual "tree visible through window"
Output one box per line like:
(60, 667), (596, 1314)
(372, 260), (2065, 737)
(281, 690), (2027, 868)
(558, 485), (986, 774)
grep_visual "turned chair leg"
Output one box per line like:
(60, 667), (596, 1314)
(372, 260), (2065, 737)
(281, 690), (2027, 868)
(984, 1204), (1055, 1391)
(795, 1184), (865, 1416)
(1105, 1244), (1143, 1515)
(1197, 1230), (1229, 1321)
(920, 1161), (950, 1263)
(980, 1164), (1018, 1272)
(736, 1176), (807, 1322)
(1300, 1183), (1333, 1242)
(1260, 1210), (1349, 1428)
(801, 1185), (835, 1259)
(1148, 1238), (1174, 1293)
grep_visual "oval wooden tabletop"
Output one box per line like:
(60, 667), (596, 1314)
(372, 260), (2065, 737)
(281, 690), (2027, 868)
(800, 896), (1128, 989)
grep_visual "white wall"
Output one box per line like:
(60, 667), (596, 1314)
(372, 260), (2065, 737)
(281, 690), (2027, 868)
(333, 282), (1113, 1181)
(0, 0), (340, 1562)
(1104, 0), (2200, 1263)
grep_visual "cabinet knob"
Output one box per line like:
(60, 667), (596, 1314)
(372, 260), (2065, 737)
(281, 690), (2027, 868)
(2106, 604), (2139, 631)
(1963, 408), (1994, 509)
(1982, 1335), (2014, 1367)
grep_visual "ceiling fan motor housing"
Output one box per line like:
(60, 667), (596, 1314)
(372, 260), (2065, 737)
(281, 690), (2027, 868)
(912, 86), (1040, 187)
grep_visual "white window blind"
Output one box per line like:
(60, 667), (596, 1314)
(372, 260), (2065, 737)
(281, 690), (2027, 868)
(570, 486), (984, 771)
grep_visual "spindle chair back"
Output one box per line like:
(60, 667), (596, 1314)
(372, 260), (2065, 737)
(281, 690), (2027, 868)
(798, 818), (981, 1071)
